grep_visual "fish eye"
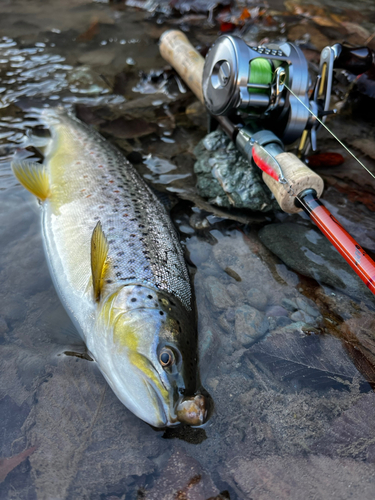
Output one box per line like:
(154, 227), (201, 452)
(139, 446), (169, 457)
(159, 348), (174, 368)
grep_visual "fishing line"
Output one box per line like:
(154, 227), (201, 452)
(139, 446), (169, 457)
(284, 82), (375, 181)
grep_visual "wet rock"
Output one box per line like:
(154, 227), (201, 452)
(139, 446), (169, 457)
(281, 298), (298, 312)
(220, 454), (375, 500)
(78, 48), (116, 67)
(226, 283), (245, 302)
(275, 316), (293, 327)
(246, 288), (268, 311)
(259, 223), (375, 303)
(194, 129), (274, 211)
(296, 297), (320, 318)
(225, 308), (236, 323)
(145, 448), (222, 500)
(205, 276), (234, 309)
(265, 305), (288, 317)
(312, 393), (375, 460)
(23, 358), (169, 500)
(235, 305), (269, 346)
(290, 310), (315, 324)
(2, 294), (26, 323)
(0, 317), (8, 334)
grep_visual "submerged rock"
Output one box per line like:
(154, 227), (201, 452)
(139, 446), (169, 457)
(193, 129), (275, 212)
(259, 222), (375, 304)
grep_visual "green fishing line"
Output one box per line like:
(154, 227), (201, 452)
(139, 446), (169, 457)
(248, 58), (273, 94)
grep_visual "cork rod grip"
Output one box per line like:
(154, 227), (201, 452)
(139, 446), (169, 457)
(159, 30), (205, 103)
(262, 152), (324, 214)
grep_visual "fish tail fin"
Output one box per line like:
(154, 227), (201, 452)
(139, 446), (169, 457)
(11, 160), (50, 201)
(91, 221), (109, 302)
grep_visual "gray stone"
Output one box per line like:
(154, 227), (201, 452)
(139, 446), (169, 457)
(225, 308), (236, 323)
(2, 294), (26, 323)
(246, 288), (268, 311)
(265, 305), (288, 317)
(259, 223), (375, 303)
(276, 316), (293, 327)
(194, 129), (275, 211)
(296, 297), (320, 317)
(281, 298), (298, 312)
(235, 305), (269, 346)
(205, 276), (234, 309)
(226, 283), (245, 302)
(0, 316), (9, 334)
(290, 310), (315, 324)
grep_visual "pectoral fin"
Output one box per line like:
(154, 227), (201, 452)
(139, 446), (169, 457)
(11, 161), (50, 201)
(91, 221), (109, 302)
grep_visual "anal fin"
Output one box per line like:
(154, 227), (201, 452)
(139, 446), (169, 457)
(11, 160), (50, 201)
(91, 221), (109, 302)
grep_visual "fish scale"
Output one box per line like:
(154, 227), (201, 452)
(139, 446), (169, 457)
(44, 110), (192, 312)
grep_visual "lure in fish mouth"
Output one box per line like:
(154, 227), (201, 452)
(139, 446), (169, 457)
(11, 108), (211, 428)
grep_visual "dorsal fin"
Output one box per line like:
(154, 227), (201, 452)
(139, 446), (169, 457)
(91, 222), (109, 302)
(11, 160), (50, 201)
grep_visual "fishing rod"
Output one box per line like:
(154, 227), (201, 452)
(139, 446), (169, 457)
(159, 30), (375, 296)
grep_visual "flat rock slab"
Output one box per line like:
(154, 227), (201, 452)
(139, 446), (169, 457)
(259, 222), (375, 304)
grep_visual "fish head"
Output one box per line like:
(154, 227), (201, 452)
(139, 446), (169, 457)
(98, 285), (211, 428)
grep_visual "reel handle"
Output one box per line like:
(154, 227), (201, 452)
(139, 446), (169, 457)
(261, 153), (324, 214)
(159, 30), (205, 103)
(333, 44), (374, 75)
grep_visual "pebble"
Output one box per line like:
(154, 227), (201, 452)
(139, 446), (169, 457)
(296, 297), (320, 318)
(276, 316), (293, 327)
(235, 305), (269, 346)
(205, 276), (234, 309)
(290, 310), (315, 324)
(246, 288), (268, 311)
(281, 298), (298, 312)
(225, 308), (236, 323)
(265, 305), (289, 317)
(226, 283), (245, 302)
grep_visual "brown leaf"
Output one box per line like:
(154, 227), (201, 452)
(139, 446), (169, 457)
(77, 18), (99, 42)
(0, 446), (37, 483)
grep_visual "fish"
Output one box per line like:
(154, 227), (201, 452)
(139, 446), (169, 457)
(12, 108), (210, 428)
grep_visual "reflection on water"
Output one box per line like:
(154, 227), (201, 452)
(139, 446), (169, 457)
(1, 0), (375, 499)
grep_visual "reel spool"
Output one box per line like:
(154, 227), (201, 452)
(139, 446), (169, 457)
(202, 35), (311, 144)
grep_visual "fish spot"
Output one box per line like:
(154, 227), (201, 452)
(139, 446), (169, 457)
(159, 311), (164, 316)
(147, 295), (152, 299)
(123, 214), (128, 217)
(117, 251), (124, 256)
(131, 298), (137, 302)
(106, 279), (113, 284)
(116, 272), (121, 277)
(108, 227), (114, 231)
(99, 205), (104, 209)
(86, 194), (92, 198)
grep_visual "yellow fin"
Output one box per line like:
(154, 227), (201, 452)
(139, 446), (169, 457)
(91, 221), (109, 302)
(11, 161), (50, 201)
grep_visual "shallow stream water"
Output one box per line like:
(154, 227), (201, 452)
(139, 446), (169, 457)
(1, 1), (375, 499)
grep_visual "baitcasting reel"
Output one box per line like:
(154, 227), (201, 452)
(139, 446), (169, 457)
(202, 36), (374, 153)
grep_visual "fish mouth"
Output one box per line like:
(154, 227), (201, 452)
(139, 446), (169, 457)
(144, 379), (168, 427)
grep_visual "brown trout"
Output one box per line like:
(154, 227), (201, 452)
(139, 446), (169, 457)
(12, 109), (209, 427)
